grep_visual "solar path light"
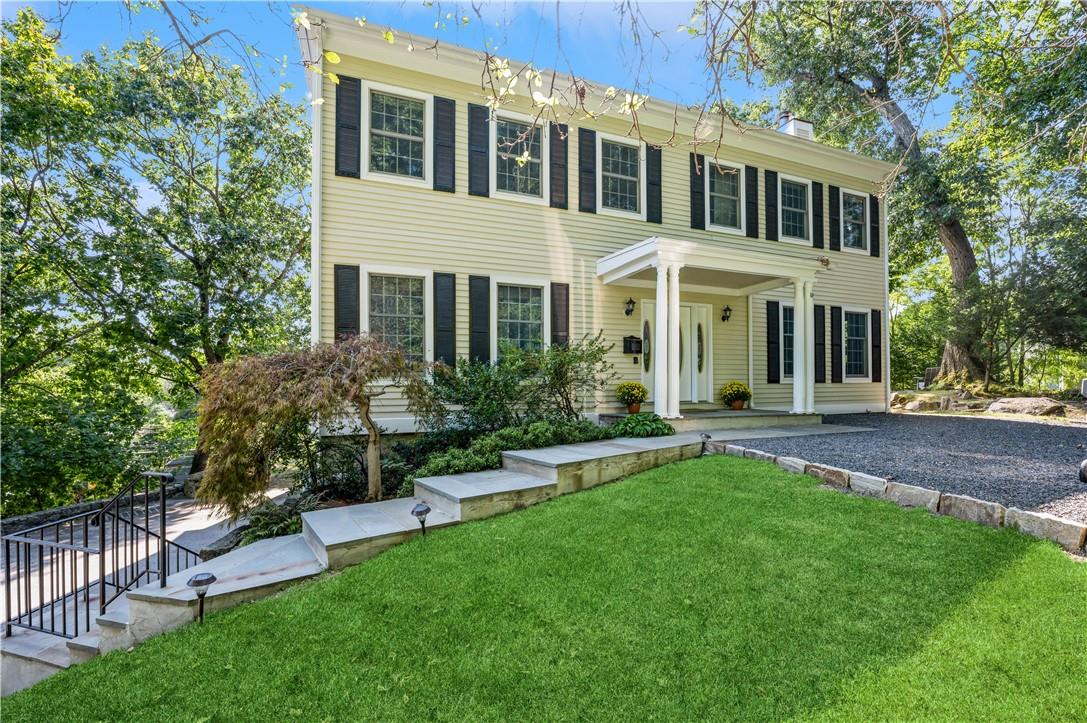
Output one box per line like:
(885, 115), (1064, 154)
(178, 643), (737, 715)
(412, 502), (431, 535)
(187, 572), (217, 623)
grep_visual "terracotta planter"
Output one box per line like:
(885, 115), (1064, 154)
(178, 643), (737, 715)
(729, 400), (745, 411)
(627, 403), (641, 414)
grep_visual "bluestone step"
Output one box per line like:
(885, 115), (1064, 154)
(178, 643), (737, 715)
(414, 470), (557, 521)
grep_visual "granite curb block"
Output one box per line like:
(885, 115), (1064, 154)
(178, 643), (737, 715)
(714, 446), (1085, 555)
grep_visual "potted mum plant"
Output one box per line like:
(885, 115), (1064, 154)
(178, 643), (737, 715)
(616, 381), (649, 414)
(720, 380), (752, 411)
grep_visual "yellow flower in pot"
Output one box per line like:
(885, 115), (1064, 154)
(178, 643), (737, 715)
(720, 380), (752, 411)
(616, 381), (649, 414)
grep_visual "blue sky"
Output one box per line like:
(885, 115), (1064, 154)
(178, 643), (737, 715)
(6, 1), (773, 110)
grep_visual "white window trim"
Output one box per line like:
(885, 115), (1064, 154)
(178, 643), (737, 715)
(595, 131), (647, 221)
(777, 173), (812, 245)
(360, 264), (434, 363)
(841, 306), (872, 383)
(780, 303), (795, 381)
(839, 187), (871, 255)
(359, 80), (433, 189)
(490, 274), (553, 361)
(489, 109), (550, 206)
(704, 159), (746, 236)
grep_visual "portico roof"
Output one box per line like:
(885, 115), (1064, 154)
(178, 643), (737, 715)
(596, 236), (826, 294)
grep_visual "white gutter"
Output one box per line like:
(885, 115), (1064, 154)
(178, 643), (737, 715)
(296, 19), (324, 346)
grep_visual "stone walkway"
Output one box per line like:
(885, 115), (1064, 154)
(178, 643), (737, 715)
(3, 422), (869, 695)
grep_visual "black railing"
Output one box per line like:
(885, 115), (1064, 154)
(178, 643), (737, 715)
(3, 472), (202, 639)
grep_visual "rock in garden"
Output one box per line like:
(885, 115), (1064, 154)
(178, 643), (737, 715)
(776, 456), (807, 474)
(805, 463), (850, 488)
(1080, 459), (1086, 485)
(987, 397), (1064, 416)
(724, 444), (746, 457)
(744, 449), (777, 463)
(904, 400), (940, 411)
(883, 482), (941, 512)
(848, 472), (887, 496)
(1005, 508), (1087, 552)
(938, 493), (1005, 527)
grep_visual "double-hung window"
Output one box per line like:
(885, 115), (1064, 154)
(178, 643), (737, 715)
(600, 139), (641, 214)
(844, 310), (869, 378)
(368, 90), (426, 179)
(369, 274), (425, 361)
(780, 177), (810, 241)
(494, 117), (543, 198)
(708, 163), (743, 231)
(841, 190), (868, 251)
(782, 305), (795, 378)
(497, 284), (544, 352)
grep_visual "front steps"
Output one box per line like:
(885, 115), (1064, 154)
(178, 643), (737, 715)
(2, 420), (869, 695)
(599, 409), (822, 434)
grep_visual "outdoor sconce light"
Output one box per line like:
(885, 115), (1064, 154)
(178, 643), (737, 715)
(412, 502), (431, 535)
(624, 298), (636, 316)
(187, 572), (217, 624)
(721, 305), (732, 322)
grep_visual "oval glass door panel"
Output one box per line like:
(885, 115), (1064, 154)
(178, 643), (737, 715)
(697, 323), (704, 373)
(642, 320), (651, 373)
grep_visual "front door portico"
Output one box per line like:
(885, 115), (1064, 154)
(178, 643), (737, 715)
(642, 301), (713, 405)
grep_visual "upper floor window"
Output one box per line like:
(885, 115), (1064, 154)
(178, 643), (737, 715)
(600, 138), (641, 214)
(369, 274), (425, 361)
(844, 310), (869, 378)
(497, 284), (544, 352)
(493, 115), (546, 200)
(782, 304), (795, 378)
(780, 176), (810, 241)
(841, 190), (869, 251)
(369, 91), (425, 178)
(708, 162), (743, 231)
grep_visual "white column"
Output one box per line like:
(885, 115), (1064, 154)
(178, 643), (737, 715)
(654, 263), (669, 417)
(667, 263), (682, 418)
(791, 279), (807, 414)
(804, 280), (816, 414)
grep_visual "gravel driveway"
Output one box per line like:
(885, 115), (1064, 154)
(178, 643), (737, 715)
(734, 413), (1087, 524)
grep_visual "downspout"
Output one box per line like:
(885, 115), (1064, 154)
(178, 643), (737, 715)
(882, 192), (891, 411)
(299, 20), (324, 346)
(746, 293), (754, 400)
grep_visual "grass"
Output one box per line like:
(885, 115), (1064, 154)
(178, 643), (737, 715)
(7, 456), (1086, 721)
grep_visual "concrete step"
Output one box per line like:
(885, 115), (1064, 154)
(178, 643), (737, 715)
(0, 626), (73, 696)
(502, 435), (704, 494)
(414, 470), (557, 521)
(301, 497), (457, 571)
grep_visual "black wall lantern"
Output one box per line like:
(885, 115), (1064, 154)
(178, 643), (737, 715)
(721, 305), (732, 322)
(624, 298), (636, 316)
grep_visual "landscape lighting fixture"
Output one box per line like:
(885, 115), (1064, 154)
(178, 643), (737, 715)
(412, 502), (431, 535)
(187, 572), (217, 624)
(700, 433), (712, 455)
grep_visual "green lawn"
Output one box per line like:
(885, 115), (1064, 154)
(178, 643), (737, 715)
(7, 456), (1086, 721)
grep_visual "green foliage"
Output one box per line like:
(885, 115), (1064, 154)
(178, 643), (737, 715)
(719, 380), (752, 405)
(410, 334), (615, 434)
(615, 381), (649, 406)
(240, 494), (321, 546)
(412, 419), (614, 484)
(608, 413), (675, 439)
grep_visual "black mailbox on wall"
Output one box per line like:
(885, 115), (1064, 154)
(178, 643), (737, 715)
(623, 335), (642, 355)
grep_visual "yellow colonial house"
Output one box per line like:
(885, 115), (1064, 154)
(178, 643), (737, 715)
(296, 9), (894, 432)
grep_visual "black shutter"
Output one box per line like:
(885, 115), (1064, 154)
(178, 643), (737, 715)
(467, 104), (489, 197)
(812, 182), (824, 249)
(871, 309), (882, 383)
(646, 145), (662, 224)
(333, 264), (360, 338)
(468, 275), (490, 362)
(764, 170), (779, 241)
(869, 195), (881, 257)
(745, 165), (759, 238)
(551, 283), (570, 346)
(578, 128), (596, 212)
(829, 185), (841, 251)
(813, 305), (826, 383)
(766, 300), (780, 384)
(549, 122), (568, 209)
(432, 97), (455, 193)
(689, 154), (705, 230)
(334, 76), (361, 178)
(433, 272), (456, 364)
(830, 305), (843, 383)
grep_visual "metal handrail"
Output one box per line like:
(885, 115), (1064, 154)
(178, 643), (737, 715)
(3, 471), (203, 639)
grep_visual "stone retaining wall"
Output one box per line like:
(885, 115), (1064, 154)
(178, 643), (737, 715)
(0, 480), (186, 535)
(707, 442), (1087, 555)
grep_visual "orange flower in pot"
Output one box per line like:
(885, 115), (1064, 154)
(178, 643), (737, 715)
(616, 381), (649, 414)
(720, 380), (752, 411)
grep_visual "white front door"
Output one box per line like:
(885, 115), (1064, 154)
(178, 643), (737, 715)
(642, 302), (712, 404)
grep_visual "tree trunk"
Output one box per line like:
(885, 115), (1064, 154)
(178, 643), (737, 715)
(357, 399), (382, 501)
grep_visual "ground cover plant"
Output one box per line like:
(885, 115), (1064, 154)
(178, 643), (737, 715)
(7, 455), (1084, 721)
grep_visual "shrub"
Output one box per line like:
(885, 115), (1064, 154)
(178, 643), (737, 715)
(241, 493), (321, 545)
(720, 380), (752, 405)
(615, 381), (649, 406)
(414, 419), (614, 480)
(609, 413), (675, 438)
